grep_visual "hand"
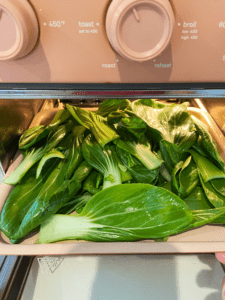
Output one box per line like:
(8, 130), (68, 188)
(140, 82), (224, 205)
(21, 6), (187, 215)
(215, 253), (225, 299)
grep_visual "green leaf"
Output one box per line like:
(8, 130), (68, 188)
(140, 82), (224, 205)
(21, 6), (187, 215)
(191, 115), (225, 171)
(189, 149), (225, 182)
(0, 133), (90, 241)
(38, 183), (193, 243)
(211, 178), (225, 196)
(114, 139), (162, 170)
(117, 116), (147, 140)
(161, 181), (172, 192)
(126, 99), (196, 144)
(66, 104), (119, 147)
(191, 141), (208, 157)
(116, 146), (158, 184)
(159, 140), (180, 173)
(199, 174), (225, 208)
(128, 165), (158, 184)
(97, 99), (131, 117)
(57, 192), (93, 215)
(159, 163), (171, 182)
(107, 111), (129, 125)
(36, 149), (65, 179)
(178, 156), (199, 198)
(171, 161), (184, 195)
(48, 109), (72, 128)
(3, 122), (73, 185)
(19, 125), (50, 150)
(183, 187), (213, 211)
(83, 171), (103, 195)
(182, 186), (225, 226)
(82, 135), (121, 189)
(185, 207), (225, 229)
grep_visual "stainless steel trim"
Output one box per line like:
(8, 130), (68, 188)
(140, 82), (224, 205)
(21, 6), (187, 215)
(1, 89), (225, 99)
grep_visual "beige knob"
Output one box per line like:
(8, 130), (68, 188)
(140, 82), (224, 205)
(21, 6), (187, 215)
(0, 0), (39, 60)
(106, 0), (175, 62)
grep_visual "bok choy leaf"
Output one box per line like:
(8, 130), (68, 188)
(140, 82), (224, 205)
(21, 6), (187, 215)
(3, 122), (74, 185)
(126, 99), (197, 145)
(66, 104), (119, 146)
(114, 139), (162, 170)
(82, 134), (121, 189)
(38, 183), (193, 243)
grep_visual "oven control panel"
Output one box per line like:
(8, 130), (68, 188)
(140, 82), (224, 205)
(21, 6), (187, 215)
(0, 0), (225, 83)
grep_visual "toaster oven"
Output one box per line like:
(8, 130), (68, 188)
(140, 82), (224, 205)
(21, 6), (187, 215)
(0, 0), (225, 100)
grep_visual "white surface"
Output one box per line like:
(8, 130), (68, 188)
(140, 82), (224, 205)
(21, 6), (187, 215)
(21, 254), (224, 300)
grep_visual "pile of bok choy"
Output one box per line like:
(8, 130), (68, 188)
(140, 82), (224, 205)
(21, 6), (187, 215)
(1, 99), (225, 244)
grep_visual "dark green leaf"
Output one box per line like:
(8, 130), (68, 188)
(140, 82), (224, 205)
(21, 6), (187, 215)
(117, 116), (146, 140)
(57, 192), (93, 215)
(83, 171), (103, 195)
(211, 178), (225, 196)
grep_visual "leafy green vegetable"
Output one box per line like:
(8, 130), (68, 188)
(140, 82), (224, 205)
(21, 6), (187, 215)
(159, 163), (171, 182)
(178, 156), (199, 198)
(116, 146), (158, 184)
(159, 141), (180, 174)
(2, 99), (225, 244)
(183, 187), (213, 211)
(189, 149), (225, 183)
(0, 129), (91, 240)
(117, 116), (147, 140)
(126, 99), (196, 145)
(83, 170), (102, 195)
(57, 192), (93, 215)
(48, 109), (72, 128)
(185, 207), (225, 229)
(191, 115), (225, 171)
(82, 134), (121, 189)
(115, 139), (162, 170)
(171, 161), (184, 195)
(19, 125), (50, 150)
(3, 122), (73, 185)
(211, 178), (225, 196)
(66, 104), (119, 147)
(38, 183), (193, 243)
(36, 149), (65, 179)
(199, 174), (225, 208)
(97, 99), (131, 117)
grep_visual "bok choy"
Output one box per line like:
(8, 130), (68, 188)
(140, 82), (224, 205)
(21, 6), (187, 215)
(1, 99), (225, 244)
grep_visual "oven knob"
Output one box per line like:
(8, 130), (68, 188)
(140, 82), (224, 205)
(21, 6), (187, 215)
(0, 0), (39, 60)
(106, 0), (175, 62)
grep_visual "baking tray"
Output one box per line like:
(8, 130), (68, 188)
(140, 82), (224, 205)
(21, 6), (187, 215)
(20, 254), (224, 300)
(1, 107), (225, 255)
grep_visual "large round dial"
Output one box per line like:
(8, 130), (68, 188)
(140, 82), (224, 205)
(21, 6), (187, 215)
(106, 0), (175, 62)
(0, 0), (39, 60)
